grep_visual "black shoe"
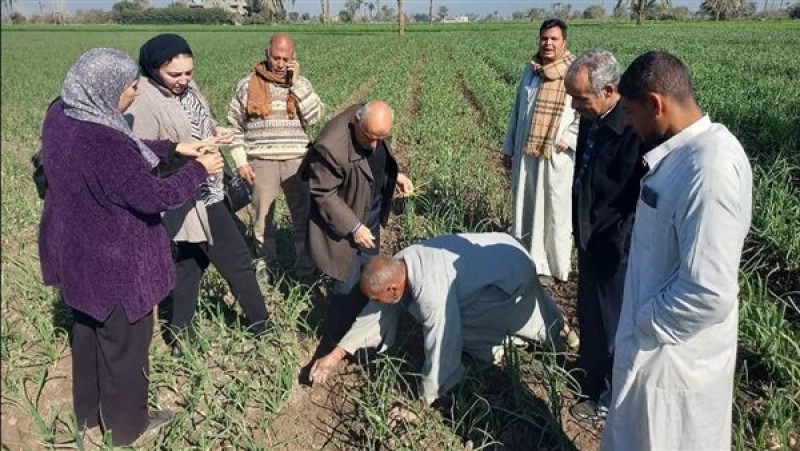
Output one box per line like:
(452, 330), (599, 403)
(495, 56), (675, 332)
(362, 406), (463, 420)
(126, 410), (174, 446)
(170, 342), (184, 358)
(164, 324), (195, 352)
(247, 319), (275, 339)
(296, 267), (320, 285)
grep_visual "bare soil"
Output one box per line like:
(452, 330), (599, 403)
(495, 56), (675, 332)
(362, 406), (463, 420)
(267, 57), (601, 446)
(266, 342), (363, 450)
(266, 272), (603, 450)
(2, 348), (75, 449)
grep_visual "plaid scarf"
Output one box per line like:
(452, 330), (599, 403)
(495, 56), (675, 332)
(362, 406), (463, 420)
(524, 51), (576, 159)
(246, 61), (298, 119)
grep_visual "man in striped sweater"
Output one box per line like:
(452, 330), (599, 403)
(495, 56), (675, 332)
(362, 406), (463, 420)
(228, 32), (325, 279)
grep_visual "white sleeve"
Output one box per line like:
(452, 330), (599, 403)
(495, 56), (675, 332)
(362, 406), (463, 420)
(502, 73), (524, 157)
(559, 107), (580, 151)
(636, 162), (749, 344)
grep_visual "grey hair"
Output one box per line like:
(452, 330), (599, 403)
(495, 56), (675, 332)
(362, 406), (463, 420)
(566, 50), (621, 94)
(357, 101), (394, 123)
(360, 256), (403, 297)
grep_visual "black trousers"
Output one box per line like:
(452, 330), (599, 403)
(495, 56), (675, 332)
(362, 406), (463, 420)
(315, 198), (382, 358)
(71, 305), (152, 446)
(576, 248), (627, 403)
(162, 202), (269, 337)
(325, 247), (378, 341)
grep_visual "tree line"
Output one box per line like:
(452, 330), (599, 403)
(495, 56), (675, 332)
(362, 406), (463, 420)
(1, 0), (798, 25)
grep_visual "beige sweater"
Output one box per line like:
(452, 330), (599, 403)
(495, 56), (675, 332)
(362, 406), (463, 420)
(126, 77), (218, 244)
(127, 77), (219, 142)
(227, 74), (324, 167)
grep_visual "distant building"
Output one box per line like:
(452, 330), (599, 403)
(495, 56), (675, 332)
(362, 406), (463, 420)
(191, 0), (248, 16)
(442, 15), (469, 23)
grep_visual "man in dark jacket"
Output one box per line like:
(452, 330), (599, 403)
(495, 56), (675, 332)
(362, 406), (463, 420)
(300, 100), (413, 372)
(565, 50), (646, 421)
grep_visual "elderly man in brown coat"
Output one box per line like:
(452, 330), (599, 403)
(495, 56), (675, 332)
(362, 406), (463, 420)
(300, 100), (413, 372)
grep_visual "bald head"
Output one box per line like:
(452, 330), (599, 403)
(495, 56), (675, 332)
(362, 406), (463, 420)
(265, 32), (296, 78)
(268, 33), (295, 56)
(354, 100), (394, 150)
(362, 100), (394, 131)
(360, 255), (406, 304)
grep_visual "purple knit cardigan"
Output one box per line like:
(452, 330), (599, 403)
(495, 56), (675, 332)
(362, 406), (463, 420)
(38, 100), (207, 322)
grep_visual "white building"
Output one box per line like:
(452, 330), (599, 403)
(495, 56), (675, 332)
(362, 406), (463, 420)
(191, 0), (248, 16)
(442, 15), (469, 23)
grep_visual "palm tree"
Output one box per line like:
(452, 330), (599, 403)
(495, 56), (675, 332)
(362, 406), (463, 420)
(344, 0), (359, 20)
(367, 2), (375, 20)
(397, 0), (404, 36)
(319, 0), (331, 23)
(633, 0), (646, 24)
(2, 0), (16, 22)
(250, 0), (286, 20)
(267, 0), (287, 17)
(614, 0), (670, 24)
(379, 3), (393, 20)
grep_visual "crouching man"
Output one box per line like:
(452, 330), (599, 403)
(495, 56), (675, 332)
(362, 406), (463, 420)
(309, 232), (567, 405)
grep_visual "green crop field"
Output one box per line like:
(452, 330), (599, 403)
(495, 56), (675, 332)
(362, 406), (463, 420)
(2, 21), (798, 450)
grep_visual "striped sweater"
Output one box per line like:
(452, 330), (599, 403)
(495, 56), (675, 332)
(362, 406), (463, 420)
(228, 74), (324, 167)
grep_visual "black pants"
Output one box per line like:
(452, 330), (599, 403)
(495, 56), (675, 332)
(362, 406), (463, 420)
(71, 305), (152, 446)
(576, 248), (627, 403)
(162, 202), (269, 337)
(324, 247), (378, 343)
(315, 199), (382, 358)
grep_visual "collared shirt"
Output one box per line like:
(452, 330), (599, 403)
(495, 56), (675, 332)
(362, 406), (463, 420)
(603, 115), (753, 451)
(625, 114), (753, 346)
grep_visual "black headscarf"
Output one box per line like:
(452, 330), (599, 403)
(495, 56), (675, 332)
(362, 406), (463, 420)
(138, 33), (193, 88)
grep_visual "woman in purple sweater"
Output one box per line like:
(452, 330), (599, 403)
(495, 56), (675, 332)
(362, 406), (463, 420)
(38, 48), (224, 446)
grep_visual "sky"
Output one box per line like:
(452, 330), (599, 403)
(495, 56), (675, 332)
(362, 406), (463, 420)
(7, 0), (702, 17)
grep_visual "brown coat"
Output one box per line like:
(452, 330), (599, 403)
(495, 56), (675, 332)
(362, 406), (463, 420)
(300, 104), (398, 281)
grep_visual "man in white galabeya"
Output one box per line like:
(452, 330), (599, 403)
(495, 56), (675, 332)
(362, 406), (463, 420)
(602, 51), (752, 450)
(502, 19), (580, 287)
